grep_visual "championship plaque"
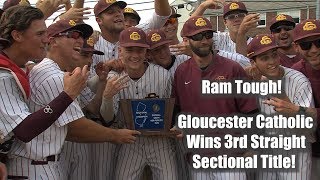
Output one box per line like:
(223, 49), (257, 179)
(120, 94), (178, 136)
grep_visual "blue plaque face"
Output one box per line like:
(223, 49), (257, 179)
(131, 99), (165, 130)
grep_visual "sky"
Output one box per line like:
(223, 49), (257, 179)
(0, 0), (176, 30)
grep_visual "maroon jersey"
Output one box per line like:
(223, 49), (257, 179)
(172, 53), (258, 116)
(278, 51), (303, 68)
(292, 60), (320, 156)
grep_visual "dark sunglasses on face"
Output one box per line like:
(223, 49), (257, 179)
(164, 18), (177, 26)
(56, 31), (83, 39)
(225, 13), (246, 20)
(298, 39), (320, 50)
(188, 31), (213, 41)
(271, 25), (294, 33)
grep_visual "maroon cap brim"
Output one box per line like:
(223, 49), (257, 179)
(294, 32), (320, 42)
(184, 28), (213, 37)
(170, 14), (181, 18)
(120, 42), (149, 48)
(149, 40), (171, 49)
(248, 45), (279, 59)
(81, 48), (104, 55)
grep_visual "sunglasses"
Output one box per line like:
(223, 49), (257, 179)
(298, 39), (320, 50)
(225, 13), (246, 20)
(164, 18), (177, 26)
(188, 31), (213, 41)
(56, 31), (83, 39)
(271, 25), (294, 33)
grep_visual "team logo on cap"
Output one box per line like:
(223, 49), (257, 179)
(303, 21), (317, 31)
(195, 18), (207, 27)
(19, 0), (29, 5)
(151, 33), (161, 42)
(247, 52), (254, 57)
(106, 0), (116, 3)
(276, 14), (287, 21)
(229, 3), (239, 10)
(130, 32), (141, 41)
(69, 20), (76, 26)
(124, 8), (134, 13)
(87, 38), (94, 47)
(260, 36), (272, 45)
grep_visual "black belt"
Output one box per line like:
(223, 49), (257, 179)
(31, 155), (59, 165)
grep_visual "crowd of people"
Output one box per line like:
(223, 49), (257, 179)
(0, 0), (319, 180)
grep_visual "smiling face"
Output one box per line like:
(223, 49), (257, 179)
(224, 11), (246, 33)
(147, 43), (172, 68)
(19, 19), (49, 64)
(295, 36), (320, 70)
(271, 25), (295, 48)
(119, 46), (147, 71)
(251, 49), (282, 79)
(96, 5), (125, 33)
(160, 18), (178, 40)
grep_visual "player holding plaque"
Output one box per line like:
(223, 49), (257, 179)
(101, 27), (180, 180)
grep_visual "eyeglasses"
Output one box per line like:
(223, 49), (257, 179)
(271, 25), (294, 33)
(225, 13), (246, 20)
(56, 31), (83, 39)
(188, 31), (213, 41)
(298, 39), (320, 50)
(164, 18), (177, 26)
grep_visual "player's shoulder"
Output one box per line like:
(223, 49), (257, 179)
(0, 69), (13, 80)
(216, 53), (244, 69)
(29, 58), (63, 86)
(283, 66), (310, 83)
(291, 59), (305, 72)
(147, 63), (170, 76)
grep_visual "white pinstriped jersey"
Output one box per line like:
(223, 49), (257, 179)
(257, 66), (314, 180)
(213, 31), (252, 52)
(91, 12), (169, 77)
(110, 63), (171, 120)
(9, 58), (93, 160)
(0, 70), (30, 140)
(217, 50), (251, 68)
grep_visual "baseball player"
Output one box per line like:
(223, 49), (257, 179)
(100, 26), (179, 180)
(173, 16), (259, 180)
(247, 34), (314, 180)
(146, 29), (188, 77)
(6, 19), (139, 180)
(146, 29), (188, 180)
(90, 0), (172, 179)
(59, 38), (105, 180)
(160, 6), (182, 46)
(264, 19), (320, 180)
(124, 7), (141, 29)
(0, 5), (91, 177)
(269, 14), (303, 67)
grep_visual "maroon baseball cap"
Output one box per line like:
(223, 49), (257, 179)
(181, 16), (213, 37)
(170, 6), (181, 18)
(146, 29), (171, 49)
(94, 0), (126, 16)
(223, 1), (248, 18)
(270, 14), (296, 31)
(123, 7), (141, 23)
(247, 34), (279, 59)
(3, 0), (30, 11)
(294, 19), (320, 42)
(119, 27), (149, 48)
(47, 20), (93, 39)
(81, 38), (104, 55)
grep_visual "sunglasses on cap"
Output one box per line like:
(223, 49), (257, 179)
(225, 13), (246, 20)
(164, 18), (177, 26)
(271, 25), (294, 33)
(298, 39), (320, 50)
(56, 31), (83, 39)
(188, 31), (213, 41)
